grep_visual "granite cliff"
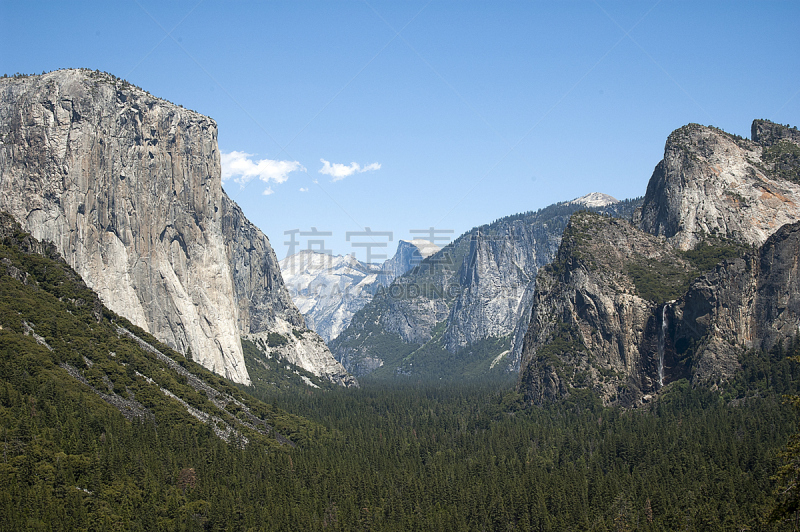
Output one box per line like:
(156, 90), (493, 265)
(221, 194), (355, 386)
(517, 211), (718, 405)
(377, 239), (440, 287)
(672, 220), (800, 386)
(637, 122), (800, 249)
(519, 120), (800, 405)
(330, 197), (642, 379)
(0, 69), (354, 387)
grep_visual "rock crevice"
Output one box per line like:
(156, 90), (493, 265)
(0, 69), (353, 386)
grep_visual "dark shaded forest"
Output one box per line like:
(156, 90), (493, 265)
(3, 213), (800, 530)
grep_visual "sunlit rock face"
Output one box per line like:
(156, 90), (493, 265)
(279, 239), (439, 343)
(0, 69), (355, 387)
(637, 122), (800, 250)
(519, 120), (800, 405)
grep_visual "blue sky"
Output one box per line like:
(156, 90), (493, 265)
(2, 1), (799, 260)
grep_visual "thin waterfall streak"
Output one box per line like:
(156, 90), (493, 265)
(658, 304), (669, 388)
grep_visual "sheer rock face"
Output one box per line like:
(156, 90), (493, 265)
(442, 223), (549, 354)
(0, 70), (247, 383)
(377, 239), (439, 287)
(221, 194), (354, 386)
(221, 193), (303, 334)
(517, 213), (692, 406)
(0, 69), (354, 387)
(330, 219), (553, 378)
(519, 120), (800, 405)
(673, 221), (800, 385)
(518, 213), (800, 406)
(637, 123), (800, 250)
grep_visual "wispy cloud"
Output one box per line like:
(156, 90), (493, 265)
(299, 187), (309, 192)
(221, 151), (305, 193)
(319, 159), (381, 182)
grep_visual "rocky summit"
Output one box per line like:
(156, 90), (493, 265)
(0, 69), (354, 387)
(570, 192), (619, 208)
(279, 239), (439, 343)
(519, 120), (800, 405)
(636, 122), (800, 249)
(330, 196), (642, 379)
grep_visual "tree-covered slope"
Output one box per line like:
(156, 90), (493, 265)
(330, 197), (642, 381)
(0, 212), (326, 529)
(1, 206), (797, 529)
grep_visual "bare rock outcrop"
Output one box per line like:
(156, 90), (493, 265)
(442, 223), (545, 353)
(517, 212), (694, 405)
(637, 123), (800, 250)
(672, 220), (800, 385)
(519, 120), (800, 405)
(0, 69), (354, 387)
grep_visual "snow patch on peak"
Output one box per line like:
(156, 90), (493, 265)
(570, 192), (619, 208)
(278, 240), (441, 343)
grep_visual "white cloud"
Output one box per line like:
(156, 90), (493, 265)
(221, 151), (305, 192)
(262, 187), (274, 196)
(319, 159), (381, 182)
(299, 187), (309, 192)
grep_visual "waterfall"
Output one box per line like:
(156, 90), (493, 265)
(657, 304), (668, 388)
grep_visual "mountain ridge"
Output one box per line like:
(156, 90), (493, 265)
(279, 238), (439, 343)
(519, 119), (800, 405)
(0, 68), (354, 387)
(330, 196), (642, 380)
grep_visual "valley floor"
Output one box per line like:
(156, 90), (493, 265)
(3, 332), (800, 530)
(240, 351), (800, 531)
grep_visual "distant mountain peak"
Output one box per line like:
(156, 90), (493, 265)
(570, 192), (619, 208)
(399, 239), (440, 259)
(279, 239), (441, 342)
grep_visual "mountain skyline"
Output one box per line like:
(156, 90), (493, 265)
(2, 2), (798, 258)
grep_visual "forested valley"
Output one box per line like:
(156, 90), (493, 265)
(5, 346), (800, 530)
(3, 213), (800, 530)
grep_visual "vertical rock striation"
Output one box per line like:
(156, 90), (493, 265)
(0, 69), (247, 383)
(637, 123), (800, 249)
(672, 220), (800, 385)
(221, 192), (304, 334)
(442, 222), (547, 353)
(0, 69), (353, 386)
(519, 120), (800, 405)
